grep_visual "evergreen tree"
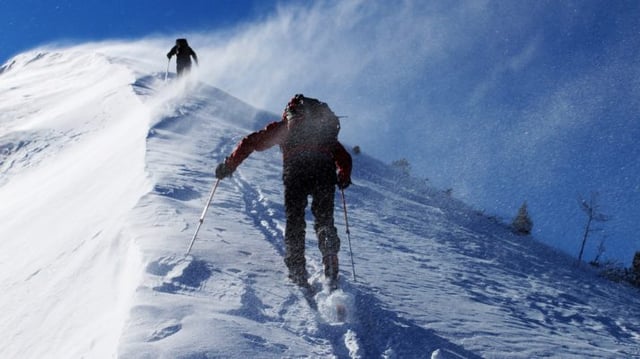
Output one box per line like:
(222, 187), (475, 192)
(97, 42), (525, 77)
(512, 201), (533, 235)
(632, 251), (640, 286)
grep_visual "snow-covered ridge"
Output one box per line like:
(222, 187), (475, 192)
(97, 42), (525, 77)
(1, 45), (639, 358)
(0, 48), (151, 358)
(0, 50), (139, 183)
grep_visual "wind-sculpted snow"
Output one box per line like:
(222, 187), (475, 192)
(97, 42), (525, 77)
(150, 256), (214, 293)
(116, 74), (486, 358)
(0, 131), (53, 185)
(1, 46), (639, 358)
(0, 48), (150, 358)
(121, 73), (640, 357)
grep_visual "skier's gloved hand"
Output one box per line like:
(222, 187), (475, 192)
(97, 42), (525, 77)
(215, 162), (233, 179)
(337, 172), (351, 189)
(166, 53), (171, 59)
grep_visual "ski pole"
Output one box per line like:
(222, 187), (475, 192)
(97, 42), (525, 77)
(340, 188), (357, 281)
(164, 58), (170, 82)
(186, 178), (221, 256)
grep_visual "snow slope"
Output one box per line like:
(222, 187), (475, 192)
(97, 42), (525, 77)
(0, 49), (152, 358)
(1, 44), (639, 358)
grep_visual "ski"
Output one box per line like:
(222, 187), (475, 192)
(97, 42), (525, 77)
(291, 284), (346, 323)
(335, 302), (347, 322)
(290, 271), (351, 324)
(300, 282), (319, 311)
(328, 280), (348, 323)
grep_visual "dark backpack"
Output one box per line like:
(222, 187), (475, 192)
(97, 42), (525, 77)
(176, 38), (188, 48)
(283, 94), (340, 150)
(175, 38), (190, 56)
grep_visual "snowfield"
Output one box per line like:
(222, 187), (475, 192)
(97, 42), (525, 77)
(1, 43), (639, 358)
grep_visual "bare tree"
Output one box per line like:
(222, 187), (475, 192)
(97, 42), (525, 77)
(577, 192), (610, 263)
(391, 158), (411, 175)
(590, 239), (606, 266)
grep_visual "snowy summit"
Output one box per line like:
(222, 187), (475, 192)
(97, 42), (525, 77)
(1, 42), (639, 358)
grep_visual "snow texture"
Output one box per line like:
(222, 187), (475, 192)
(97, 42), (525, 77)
(1, 44), (639, 359)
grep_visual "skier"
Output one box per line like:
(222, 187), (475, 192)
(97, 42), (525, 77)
(166, 38), (198, 77)
(215, 94), (352, 289)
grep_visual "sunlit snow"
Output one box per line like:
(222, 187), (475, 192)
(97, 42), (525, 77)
(1, 43), (639, 358)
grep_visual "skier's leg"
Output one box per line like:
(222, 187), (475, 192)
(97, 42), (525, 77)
(312, 184), (340, 285)
(284, 183), (308, 285)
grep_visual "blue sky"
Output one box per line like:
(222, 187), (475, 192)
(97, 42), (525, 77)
(2, 0), (639, 266)
(1, 0), (279, 62)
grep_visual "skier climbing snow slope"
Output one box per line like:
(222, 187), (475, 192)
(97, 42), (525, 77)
(0, 42), (639, 358)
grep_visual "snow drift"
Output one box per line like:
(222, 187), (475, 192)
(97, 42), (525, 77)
(1, 43), (639, 358)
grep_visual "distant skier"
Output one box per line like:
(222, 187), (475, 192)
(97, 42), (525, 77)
(215, 94), (352, 290)
(166, 38), (198, 77)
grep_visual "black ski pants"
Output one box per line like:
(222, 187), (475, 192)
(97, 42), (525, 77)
(176, 60), (192, 77)
(282, 156), (340, 276)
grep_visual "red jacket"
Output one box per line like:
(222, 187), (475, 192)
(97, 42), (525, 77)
(225, 120), (352, 184)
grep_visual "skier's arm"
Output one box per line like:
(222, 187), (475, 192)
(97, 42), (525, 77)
(167, 46), (177, 59)
(191, 49), (199, 65)
(333, 142), (352, 189)
(223, 121), (286, 173)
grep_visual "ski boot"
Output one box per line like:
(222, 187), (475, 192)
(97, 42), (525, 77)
(288, 268), (310, 289)
(323, 254), (339, 291)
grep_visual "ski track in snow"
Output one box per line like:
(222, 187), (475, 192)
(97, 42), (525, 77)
(116, 72), (482, 358)
(2, 45), (640, 359)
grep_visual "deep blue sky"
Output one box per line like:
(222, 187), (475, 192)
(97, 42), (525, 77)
(1, 0), (285, 63)
(2, 1), (639, 266)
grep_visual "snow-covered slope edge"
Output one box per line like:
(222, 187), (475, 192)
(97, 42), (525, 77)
(119, 76), (640, 357)
(0, 50), (154, 358)
(117, 76), (483, 359)
(1, 45), (639, 359)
